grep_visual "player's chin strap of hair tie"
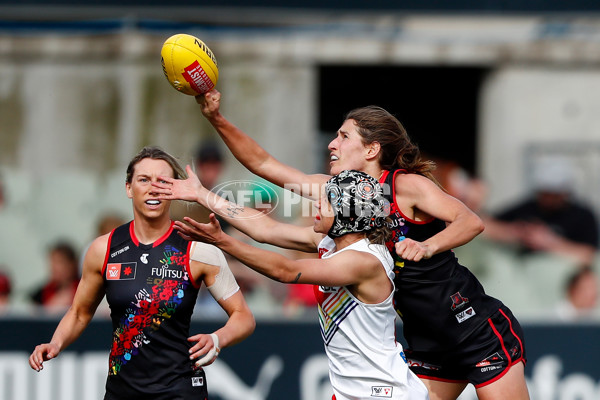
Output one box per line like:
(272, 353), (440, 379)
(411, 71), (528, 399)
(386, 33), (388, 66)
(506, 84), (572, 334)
(195, 333), (220, 367)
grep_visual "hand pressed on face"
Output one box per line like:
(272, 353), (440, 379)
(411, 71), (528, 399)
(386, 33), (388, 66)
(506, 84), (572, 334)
(152, 165), (204, 203)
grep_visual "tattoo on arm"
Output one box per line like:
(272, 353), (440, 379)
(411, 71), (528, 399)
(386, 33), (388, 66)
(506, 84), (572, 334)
(225, 203), (244, 218)
(291, 273), (301, 284)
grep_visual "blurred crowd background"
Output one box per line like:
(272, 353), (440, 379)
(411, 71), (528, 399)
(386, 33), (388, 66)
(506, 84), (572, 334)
(1, 0), (600, 323)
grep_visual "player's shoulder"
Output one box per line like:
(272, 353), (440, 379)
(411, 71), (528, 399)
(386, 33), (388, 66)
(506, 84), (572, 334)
(393, 172), (437, 195)
(189, 241), (227, 266)
(337, 244), (381, 265)
(87, 233), (111, 260)
(80, 233), (111, 274)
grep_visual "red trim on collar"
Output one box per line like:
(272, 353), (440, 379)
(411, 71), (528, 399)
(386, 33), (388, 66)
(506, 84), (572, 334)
(382, 169), (435, 225)
(129, 220), (175, 247)
(129, 221), (139, 246)
(153, 221), (175, 248)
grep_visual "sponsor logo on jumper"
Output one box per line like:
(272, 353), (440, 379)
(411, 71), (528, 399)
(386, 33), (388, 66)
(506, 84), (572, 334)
(371, 386), (393, 397)
(455, 306), (476, 323)
(151, 264), (183, 279)
(477, 352), (504, 368)
(140, 253), (149, 264)
(450, 292), (469, 310)
(191, 376), (204, 387)
(106, 262), (137, 280)
(110, 245), (130, 258)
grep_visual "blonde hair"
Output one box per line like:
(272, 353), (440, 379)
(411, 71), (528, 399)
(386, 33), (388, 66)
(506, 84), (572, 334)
(126, 146), (187, 184)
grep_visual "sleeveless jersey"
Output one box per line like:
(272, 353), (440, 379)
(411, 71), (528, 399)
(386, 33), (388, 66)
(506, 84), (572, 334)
(102, 221), (204, 398)
(315, 236), (429, 400)
(381, 169), (503, 352)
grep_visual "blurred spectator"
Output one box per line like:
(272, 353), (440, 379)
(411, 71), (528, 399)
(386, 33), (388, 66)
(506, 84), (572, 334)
(428, 155), (488, 214)
(281, 214), (319, 318)
(79, 212), (127, 276)
(555, 267), (599, 321)
(0, 268), (12, 314)
(194, 141), (225, 190)
(171, 141), (226, 225)
(483, 158), (599, 268)
(96, 212), (126, 236)
(31, 241), (80, 313)
(283, 252), (318, 318)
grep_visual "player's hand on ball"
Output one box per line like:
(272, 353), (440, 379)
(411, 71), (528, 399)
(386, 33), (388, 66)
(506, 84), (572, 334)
(395, 238), (432, 262)
(196, 89), (221, 119)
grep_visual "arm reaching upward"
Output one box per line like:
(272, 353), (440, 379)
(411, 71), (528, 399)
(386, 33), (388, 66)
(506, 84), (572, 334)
(197, 90), (329, 199)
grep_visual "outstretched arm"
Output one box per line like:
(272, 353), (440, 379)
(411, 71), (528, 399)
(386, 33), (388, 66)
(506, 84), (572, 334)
(154, 166), (318, 252)
(178, 214), (386, 295)
(197, 90), (329, 199)
(29, 236), (107, 371)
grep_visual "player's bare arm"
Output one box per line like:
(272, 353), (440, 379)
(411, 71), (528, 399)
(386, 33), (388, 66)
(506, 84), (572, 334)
(154, 166), (319, 252)
(197, 89), (329, 199)
(29, 234), (107, 372)
(394, 173), (484, 261)
(187, 257), (255, 367)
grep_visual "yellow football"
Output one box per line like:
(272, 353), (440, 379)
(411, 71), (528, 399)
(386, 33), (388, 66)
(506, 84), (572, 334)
(161, 34), (219, 96)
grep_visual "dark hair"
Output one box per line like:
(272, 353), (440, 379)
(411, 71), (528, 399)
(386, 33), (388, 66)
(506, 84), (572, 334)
(126, 146), (186, 184)
(344, 106), (438, 183)
(195, 142), (223, 164)
(49, 241), (79, 279)
(50, 241), (78, 264)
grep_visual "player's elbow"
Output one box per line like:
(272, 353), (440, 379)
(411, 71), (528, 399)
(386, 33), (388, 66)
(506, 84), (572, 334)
(239, 312), (256, 340)
(471, 213), (485, 236)
(268, 262), (299, 284)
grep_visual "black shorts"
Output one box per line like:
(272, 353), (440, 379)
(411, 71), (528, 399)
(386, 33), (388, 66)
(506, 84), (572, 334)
(104, 369), (208, 400)
(405, 306), (526, 388)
